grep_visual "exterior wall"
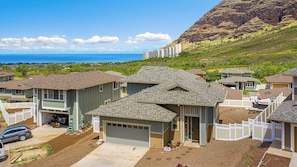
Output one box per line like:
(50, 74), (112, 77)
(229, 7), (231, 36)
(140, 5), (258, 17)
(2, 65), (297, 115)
(127, 83), (156, 95)
(272, 83), (290, 89)
(0, 75), (14, 82)
(150, 133), (163, 149)
(163, 127), (171, 147)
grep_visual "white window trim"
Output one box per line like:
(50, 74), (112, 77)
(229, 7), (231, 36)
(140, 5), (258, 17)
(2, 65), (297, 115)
(171, 116), (180, 131)
(99, 85), (103, 92)
(113, 82), (119, 90)
(43, 89), (64, 101)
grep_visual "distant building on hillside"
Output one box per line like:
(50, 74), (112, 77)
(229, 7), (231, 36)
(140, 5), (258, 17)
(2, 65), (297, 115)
(142, 43), (182, 59)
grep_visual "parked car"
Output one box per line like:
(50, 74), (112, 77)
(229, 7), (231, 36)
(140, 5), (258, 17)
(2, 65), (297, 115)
(0, 125), (32, 144)
(0, 140), (6, 159)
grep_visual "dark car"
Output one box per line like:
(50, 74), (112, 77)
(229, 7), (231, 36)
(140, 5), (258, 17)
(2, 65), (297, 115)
(0, 125), (32, 144)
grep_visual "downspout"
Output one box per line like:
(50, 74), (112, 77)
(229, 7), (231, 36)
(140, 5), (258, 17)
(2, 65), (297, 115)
(76, 90), (79, 130)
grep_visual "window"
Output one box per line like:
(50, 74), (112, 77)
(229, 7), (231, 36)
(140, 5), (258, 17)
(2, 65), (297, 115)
(245, 82), (254, 87)
(43, 89), (64, 100)
(15, 90), (22, 95)
(0, 88), (4, 93)
(171, 116), (179, 131)
(99, 85), (103, 92)
(113, 82), (119, 90)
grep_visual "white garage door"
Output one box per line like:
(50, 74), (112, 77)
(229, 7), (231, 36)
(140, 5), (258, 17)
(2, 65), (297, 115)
(106, 122), (149, 147)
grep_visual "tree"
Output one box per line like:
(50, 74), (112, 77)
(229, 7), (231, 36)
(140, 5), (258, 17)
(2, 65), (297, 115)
(15, 64), (29, 77)
(204, 70), (221, 82)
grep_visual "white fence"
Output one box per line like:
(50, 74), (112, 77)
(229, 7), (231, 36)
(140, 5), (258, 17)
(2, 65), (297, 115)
(220, 99), (253, 108)
(0, 100), (34, 126)
(215, 93), (284, 142)
(215, 120), (251, 141)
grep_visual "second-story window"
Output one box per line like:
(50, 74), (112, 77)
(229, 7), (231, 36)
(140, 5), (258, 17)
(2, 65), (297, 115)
(15, 90), (22, 95)
(44, 89), (64, 100)
(113, 82), (119, 90)
(99, 85), (103, 92)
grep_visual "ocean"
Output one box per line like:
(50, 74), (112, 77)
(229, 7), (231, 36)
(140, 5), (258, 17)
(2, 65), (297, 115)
(0, 54), (142, 64)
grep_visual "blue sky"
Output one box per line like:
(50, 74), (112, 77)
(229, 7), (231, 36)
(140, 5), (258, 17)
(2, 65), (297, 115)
(0, 0), (221, 54)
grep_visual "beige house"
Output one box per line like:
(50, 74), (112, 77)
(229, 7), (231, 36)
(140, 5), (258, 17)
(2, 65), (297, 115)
(265, 75), (292, 89)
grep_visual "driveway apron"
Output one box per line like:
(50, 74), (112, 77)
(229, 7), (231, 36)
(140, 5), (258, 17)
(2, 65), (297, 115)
(71, 142), (149, 167)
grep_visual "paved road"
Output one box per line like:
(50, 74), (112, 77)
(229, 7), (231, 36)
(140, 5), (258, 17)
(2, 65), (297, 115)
(71, 142), (149, 167)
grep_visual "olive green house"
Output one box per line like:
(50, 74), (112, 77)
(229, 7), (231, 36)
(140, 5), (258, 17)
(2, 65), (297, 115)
(33, 70), (121, 131)
(87, 66), (226, 148)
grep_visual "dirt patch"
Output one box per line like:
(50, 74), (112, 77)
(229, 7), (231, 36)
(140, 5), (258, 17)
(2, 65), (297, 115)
(22, 132), (99, 167)
(237, 141), (271, 167)
(219, 106), (260, 124)
(10, 144), (49, 165)
(136, 138), (268, 167)
(5, 108), (30, 114)
(260, 153), (291, 167)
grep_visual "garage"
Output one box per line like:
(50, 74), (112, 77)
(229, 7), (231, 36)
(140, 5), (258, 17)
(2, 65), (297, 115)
(41, 112), (69, 127)
(105, 122), (149, 147)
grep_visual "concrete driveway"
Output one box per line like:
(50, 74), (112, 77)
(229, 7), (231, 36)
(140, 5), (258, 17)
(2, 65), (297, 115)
(71, 142), (149, 167)
(5, 125), (66, 150)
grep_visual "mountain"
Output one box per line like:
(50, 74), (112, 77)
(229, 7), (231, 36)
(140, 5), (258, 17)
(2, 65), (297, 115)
(173, 0), (297, 45)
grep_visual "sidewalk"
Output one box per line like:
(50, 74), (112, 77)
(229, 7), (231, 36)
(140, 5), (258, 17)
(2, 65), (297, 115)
(289, 153), (297, 167)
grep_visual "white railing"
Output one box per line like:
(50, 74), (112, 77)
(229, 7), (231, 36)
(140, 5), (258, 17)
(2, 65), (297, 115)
(0, 100), (34, 126)
(220, 99), (253, 108)
(215, 93), (284, 141)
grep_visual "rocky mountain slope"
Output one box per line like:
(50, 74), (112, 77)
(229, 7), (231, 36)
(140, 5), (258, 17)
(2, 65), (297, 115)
(174, 0), (297, 44)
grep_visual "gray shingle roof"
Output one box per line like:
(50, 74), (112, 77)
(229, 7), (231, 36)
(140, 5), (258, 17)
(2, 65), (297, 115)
(0, 75), (46, 90)
(268, 100), (297, 124)
(0, 72), (14, 77)
(87, 95), (176, 122)
(121, 66), (199, 84)
(283, 68), (297, 76)
(136, 79), (226, 107)
(220, 68), (254, 74)
(218, 76), (259, 84)
(33, 70), (121, 90)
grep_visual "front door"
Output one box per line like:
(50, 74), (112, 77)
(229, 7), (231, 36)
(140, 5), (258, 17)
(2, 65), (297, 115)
(185, 117), (199, 143)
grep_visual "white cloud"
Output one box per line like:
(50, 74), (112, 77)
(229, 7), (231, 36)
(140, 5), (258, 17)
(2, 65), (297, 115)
(1, 38), (22, 45)
(73, 35), (119, 44)
(135, 32), (171, 42)
(0, 36), (67, 46)
(36, 36), (67, 44)
(125, 37), (138, 44)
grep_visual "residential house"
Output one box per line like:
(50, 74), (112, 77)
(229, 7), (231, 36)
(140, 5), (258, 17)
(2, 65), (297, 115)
(218, 68), (259, 90)
(0, 75), (45, 102)
(105, 71), (127, 98)
(265, 75), (292, 89)
(268, 67), (297, 152)
(0, 72), (14, 82)
(33, 70), (121, 131)
(87, 66), (226, 148)
(187, 69), (206, 78)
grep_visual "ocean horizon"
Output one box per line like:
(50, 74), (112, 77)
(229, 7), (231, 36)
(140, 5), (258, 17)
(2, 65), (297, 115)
(0, 54), (143, 64)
